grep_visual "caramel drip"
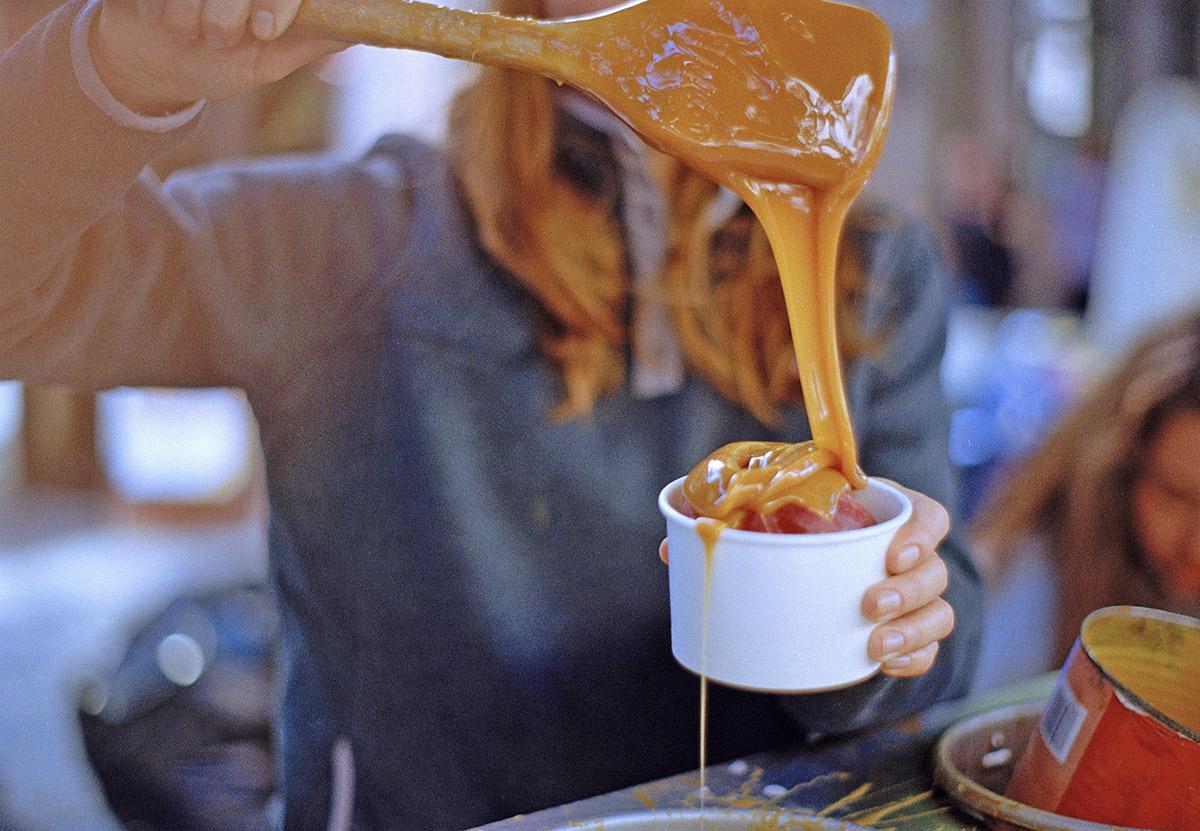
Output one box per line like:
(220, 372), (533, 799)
(698, 537), (715, 818)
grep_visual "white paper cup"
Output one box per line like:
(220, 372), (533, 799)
(659, 476), (912, 692)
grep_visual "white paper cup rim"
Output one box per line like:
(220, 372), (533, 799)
(658, 475), (912, 545)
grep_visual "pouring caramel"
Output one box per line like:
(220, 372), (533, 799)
(297, 0), (894, 494)
(295, 0), (895, 816)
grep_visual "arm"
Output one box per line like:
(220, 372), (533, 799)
(778, 218), (983, 736)
(0, 1), (367, 389)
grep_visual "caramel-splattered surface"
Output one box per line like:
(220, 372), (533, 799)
(478, 677), (1053, 831)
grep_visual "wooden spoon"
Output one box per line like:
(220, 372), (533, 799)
(294, 0), (894, 191)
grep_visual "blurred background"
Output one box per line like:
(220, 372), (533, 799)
(1, 0), (1199, 829)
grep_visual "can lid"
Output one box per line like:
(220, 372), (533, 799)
(1080, 605), (1200, 743)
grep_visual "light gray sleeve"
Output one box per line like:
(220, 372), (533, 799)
(0, 0), (401, 392)
(70, 0), (207, 133)
(777, 218), (983, 737)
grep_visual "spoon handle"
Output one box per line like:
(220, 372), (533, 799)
(295, 0), (574, 80)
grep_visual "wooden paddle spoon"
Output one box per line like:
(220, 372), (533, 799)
(294, 0), (894, 191)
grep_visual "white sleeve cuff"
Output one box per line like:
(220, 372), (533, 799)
(70, 0), (206, 133)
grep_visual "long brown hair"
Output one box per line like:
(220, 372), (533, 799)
(445, 0), (869, 425)
(973, 310), (1200, 661)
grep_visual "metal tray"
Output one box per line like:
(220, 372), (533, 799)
(547, 809), (867, 830)
(932, 701), (1150, 831)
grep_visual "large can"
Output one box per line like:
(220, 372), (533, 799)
(1005, 606), (1200, 830)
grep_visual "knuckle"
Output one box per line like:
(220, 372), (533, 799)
(204, 21), (238, 43)
(897, 567), (931, 606)
(164, 0), (199, 35)
(927, 556), (949, 593)
(221, 21), (247, 42)
(164, 9), (191, 29)
(915, 642), (939, 670)
(935, 502), (951, 535)
(165, 20), (197, 41)
(863, 585), (885, 616)
(936, 599), (956, 637)
(884, 641), (938, 676)
(203, 4), (242, 33)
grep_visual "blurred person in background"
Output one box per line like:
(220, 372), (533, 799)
(1044, 135), (1107, 314)
(937, 132), (1017, 308)
(1, 1), (980, 828)
(974, 310), (1200, 669)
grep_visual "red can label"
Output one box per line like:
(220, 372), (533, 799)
(1005, 609), (1200, 830)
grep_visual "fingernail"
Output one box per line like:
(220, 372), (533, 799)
(875, 590), (901, 617)
(897, 545), (920, 570)
(253, 10), (276, 40)
(884, 655), (912, 671)
(881, 631), (904, 655)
